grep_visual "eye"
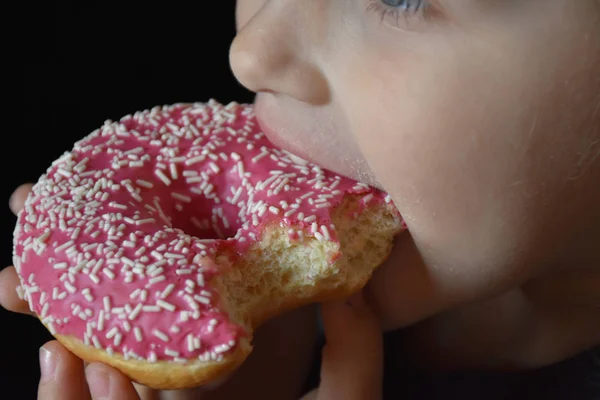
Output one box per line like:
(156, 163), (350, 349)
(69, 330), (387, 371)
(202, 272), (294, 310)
(366, 0), (430, 27)
(381, 0), (426, 12)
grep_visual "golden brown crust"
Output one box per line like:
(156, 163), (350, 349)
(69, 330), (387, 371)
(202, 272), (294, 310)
(52, 332), (252, 389)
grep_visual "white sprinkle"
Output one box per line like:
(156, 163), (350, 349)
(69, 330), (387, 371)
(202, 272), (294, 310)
(164, 252), (184, 259)
(304, 215), (317, 223)
(37, 231), (51, 243)
(268, 206), (280, 215)
(129, 303), (143, 320)
(55, 240), (75, 253)
(71, 227), (81, 240)
(155, 170), (172, 186)
(184, 295), (199, 310)
(157, 299), (176, 312)
(187, 334), (195, 352)
(113, 333), (123, 347)
(134, 327), (143, 342)
(53, 262), (68, 270)
(64, 281), (76, 294)
(185, 155), (204, 166)
(57, 168), (72, 178)
(209, 162), (220, 173)
(194, 295), (211, 305)
(103, 296), (111, 313)
(175, 269), (192, 275)
(171, 192), (192, 203)
(103, 269), (116, 280)
(41, 303), (50, 318)
(165, 348), (180, 357)
(169, 163), (179, 180)
(252, 151), (268, 163)
(148, 276), (166, 286)
(109, 202), (128, 210)
(152, 329), (170, 342)
(106, 326), (119, 339)
(161, 283), (176, 299)
(136, 179), (154, 189)
(321, 225), (331, 241)
(97, 311), (105, 331)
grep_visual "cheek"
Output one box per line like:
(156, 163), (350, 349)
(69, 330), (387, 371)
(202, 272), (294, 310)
(336, 39), (562, 274)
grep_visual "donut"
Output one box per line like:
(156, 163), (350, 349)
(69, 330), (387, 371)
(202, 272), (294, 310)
(12, 100), (403, 389)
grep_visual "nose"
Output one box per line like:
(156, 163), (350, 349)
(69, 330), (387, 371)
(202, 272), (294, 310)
(229, 1), (330, 105)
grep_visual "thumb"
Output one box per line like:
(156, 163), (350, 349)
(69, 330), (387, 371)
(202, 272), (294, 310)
(304, 291), (383, 400)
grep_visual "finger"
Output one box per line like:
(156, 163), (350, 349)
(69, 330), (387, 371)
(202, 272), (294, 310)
(38, 341), (91, 400)
(9, 183), (34, 215)
(314, 292), (383, 400)
(86, 363), (141, 400)
(133, 383), (160, 400)
(0, 266), (34, 315)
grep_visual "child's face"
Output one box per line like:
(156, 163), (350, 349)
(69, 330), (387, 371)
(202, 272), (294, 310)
(231, 1), (600, 277)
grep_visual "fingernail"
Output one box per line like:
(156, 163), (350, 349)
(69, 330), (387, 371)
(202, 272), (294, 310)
(86, 364), (110, 399)
(39, 346), (57, 383)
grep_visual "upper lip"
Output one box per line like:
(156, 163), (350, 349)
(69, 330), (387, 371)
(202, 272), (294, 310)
(255, 97), (314, 162)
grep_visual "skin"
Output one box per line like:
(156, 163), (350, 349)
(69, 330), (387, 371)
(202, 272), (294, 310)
(2, 0), (600, 398)
(231, 0), (600, 369)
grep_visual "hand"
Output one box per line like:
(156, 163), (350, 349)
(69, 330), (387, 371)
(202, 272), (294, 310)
(37, 340), (139, 400)
(3, 184), (319, 400)
(33, 292), (382, 400)
(301, 293), (383, 400)
(365, 228), (600, 370)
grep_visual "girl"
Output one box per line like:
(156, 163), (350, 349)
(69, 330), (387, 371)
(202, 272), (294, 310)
(4, 0), (600, 398)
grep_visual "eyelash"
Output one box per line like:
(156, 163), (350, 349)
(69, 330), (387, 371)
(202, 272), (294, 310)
(366, 0), (427, 24)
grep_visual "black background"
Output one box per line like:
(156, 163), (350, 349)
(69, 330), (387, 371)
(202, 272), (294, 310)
(5, 2), (252, 398)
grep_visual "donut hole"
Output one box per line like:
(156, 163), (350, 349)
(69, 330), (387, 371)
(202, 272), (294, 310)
(144, 189), (241, 241)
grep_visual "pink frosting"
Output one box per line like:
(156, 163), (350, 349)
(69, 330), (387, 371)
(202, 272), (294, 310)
(12, 100), (393, 364)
